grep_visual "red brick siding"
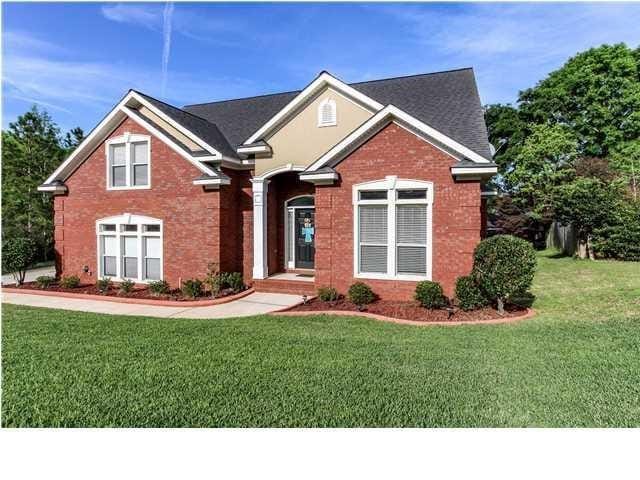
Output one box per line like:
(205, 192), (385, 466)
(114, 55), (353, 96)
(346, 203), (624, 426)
(314, 122), (481, 299)
(54, 116), (249, 287)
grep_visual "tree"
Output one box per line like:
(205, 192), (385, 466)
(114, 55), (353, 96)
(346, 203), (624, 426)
(63, 127), (85, 151)
(1, 106), (79, 263)
(519, 43), (640, 158)
(2, 237), (37, 285)
(484, 104), (529, 184)
(509, 123), (578, 222)
(552, 178), (621, 259)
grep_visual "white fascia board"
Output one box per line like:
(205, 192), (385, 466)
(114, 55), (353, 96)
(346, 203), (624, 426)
(130, 91), (222, 158)
(37, 185), (67, 193)
(307, 105), (491, 172)
(237, 145), (271, 154)
(193, 177), (231, 186)
(43, 92), (136, 184)
(299, 172), (339, 185)
(451, 166), (497, 175)
(243, 72), (384, 145)
(121, 106), (217, 177)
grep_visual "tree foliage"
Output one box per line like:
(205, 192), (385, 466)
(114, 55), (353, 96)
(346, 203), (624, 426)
(1, 106), (83, 262)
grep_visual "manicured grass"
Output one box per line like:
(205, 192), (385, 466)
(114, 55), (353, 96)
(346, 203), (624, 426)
(2, 251), (639, 427)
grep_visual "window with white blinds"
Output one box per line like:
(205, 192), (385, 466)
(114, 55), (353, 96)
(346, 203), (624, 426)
(354, 178), (432, 280)
(97, 215), (162, 282)
(106, 134), (150, 189)
(359, 205), (388, 273)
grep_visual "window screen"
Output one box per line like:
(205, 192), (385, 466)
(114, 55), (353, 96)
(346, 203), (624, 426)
(359, 205), (387, 273)
(122, 236), (138, 278)
(143, 236), (161, 280)
(101, 235), (117, 276)
(131, 142), (149, 186)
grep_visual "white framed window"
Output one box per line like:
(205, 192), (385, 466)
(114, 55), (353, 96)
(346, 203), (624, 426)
(317, 98), (337, 127)
(106, 133), (151, 190)
(96, 214), (162, 282)
(353, 176), (433, 281)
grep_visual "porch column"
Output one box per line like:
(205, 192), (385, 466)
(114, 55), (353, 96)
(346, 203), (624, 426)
(251, 178), (269, 279)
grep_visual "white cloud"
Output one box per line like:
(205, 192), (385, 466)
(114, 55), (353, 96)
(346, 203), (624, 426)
(100, 3), (162, 30)
(161, 2), (175, 97)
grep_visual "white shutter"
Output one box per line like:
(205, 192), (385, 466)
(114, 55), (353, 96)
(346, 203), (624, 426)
(396, 204), (427, 275)
(359, 205), (387, 273)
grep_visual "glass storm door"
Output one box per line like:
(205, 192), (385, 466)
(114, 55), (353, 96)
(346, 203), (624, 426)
(295, 208), (315, 269)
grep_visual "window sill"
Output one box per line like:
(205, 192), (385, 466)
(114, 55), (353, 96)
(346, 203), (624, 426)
(107, 185), (151, 191)
(317, 122), (337, 128)
(355, 273), (431, 282)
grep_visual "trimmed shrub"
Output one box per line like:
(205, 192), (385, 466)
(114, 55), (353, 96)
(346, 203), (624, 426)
(2, 237), (37, 285)
(35, 275), (55, 289)
(592, 202), (640, 261)
(204, 263), (221, 298)
(348, 282), (375, 307)
(181, 278), (203, 299)
(119, 279), (135, 294)
(317, 286), (339, 302)
(221, 272), (245, 293)
(414, 281), (446, 309)
(96, 277), (112, 294)
(60, 275), (80, 289)
(472, 235), (536, 314)
(455, 275), (488, 311)
(149, 280), (170, 296)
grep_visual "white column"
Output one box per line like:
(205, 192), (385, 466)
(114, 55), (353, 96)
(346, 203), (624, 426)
(252, 178), (269, 279)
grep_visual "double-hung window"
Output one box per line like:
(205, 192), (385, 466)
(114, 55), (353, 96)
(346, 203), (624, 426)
(106, 133), (151, 189)
(96, 214), (162, 282)
(354, 177), (433, 280)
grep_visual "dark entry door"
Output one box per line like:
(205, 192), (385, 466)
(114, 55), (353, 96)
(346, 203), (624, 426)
(295, 208), (315, 269)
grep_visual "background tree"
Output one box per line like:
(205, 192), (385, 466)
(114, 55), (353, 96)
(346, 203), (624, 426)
(1, 106), (79, 263)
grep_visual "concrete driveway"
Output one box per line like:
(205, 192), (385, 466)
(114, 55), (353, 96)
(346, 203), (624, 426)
(2, 265), (56, 286)
(1, 291), (302, 319)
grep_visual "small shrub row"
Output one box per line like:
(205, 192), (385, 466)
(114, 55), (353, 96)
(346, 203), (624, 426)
(60, 275), (80, 289)
(35, 275), (55, 289)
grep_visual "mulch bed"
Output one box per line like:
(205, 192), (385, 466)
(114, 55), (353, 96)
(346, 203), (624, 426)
(289, 297), (526, 322)
(10, 282), (238, 303)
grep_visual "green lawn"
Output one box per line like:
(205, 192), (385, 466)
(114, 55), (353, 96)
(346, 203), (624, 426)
(2, 251), (639, 427)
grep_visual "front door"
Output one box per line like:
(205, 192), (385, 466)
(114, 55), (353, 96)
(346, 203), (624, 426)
(295, 208), (315, 269)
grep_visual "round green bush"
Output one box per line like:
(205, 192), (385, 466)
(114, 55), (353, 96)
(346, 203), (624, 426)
(148, 280), (170, 296)
(119, 279), (135, 294)
(317, 286), (339, 302)
(60, 275), (80, 289)
(472, 235), (536, 313)
(348, 282), (375, 306)
(96, 277), (112, 294)
(414, 281), (446, 309)
(2, 237), (37, 285)
(181, 278), (203, 299)
(454, 275), (488, 311)
(35, 275), (55, 289)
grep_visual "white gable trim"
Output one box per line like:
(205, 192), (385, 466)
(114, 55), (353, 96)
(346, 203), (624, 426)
(243, 72), (384, 145)
(42, 91), (221, 185)
(307, 105), (491, 172)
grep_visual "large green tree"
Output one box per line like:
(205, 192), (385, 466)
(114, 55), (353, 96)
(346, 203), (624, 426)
(1, 107), (82, 262)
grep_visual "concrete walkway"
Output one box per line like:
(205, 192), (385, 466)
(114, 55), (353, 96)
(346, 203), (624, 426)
(2, 265), (56, 286)
(1, 291), (302, 319)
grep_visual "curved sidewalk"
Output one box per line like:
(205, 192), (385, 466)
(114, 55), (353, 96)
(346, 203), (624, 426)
(1, 291), (302, 319)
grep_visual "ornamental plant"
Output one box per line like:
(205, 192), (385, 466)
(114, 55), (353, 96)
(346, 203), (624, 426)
(181, 278), (203, 299)
(60, 275), (80, 289)
(454, 275), (488, 311)
(96, 277), (112, 294)
(472, 235), (536, 314)
(2, 237), (37, 285)
(317, 286), (339, 303)
(35, 275), (55, 289)
(348, 282), (375, 309)
(414, 281), (446, 309)
(119, 279), (135, 295)
(148, 280), (170, 296)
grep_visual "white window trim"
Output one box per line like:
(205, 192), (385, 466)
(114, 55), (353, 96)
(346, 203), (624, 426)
(106, 132), (151, 191)
(353, 176), (433, 281)
(317, 98), (337, 127)
(96, 214), (163, 283)
(283, 195), (315, 270)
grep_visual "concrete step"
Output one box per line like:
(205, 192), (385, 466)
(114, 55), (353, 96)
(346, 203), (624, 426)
(253, 278), (316, 296)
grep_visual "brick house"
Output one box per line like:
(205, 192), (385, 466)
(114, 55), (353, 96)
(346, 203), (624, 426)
(39, 69), (497, 299)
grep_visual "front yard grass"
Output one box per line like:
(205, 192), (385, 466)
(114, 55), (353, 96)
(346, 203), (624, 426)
(2, 250), (639, 427)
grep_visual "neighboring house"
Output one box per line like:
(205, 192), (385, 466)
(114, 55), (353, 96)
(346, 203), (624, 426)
(39, 69), (497, 299)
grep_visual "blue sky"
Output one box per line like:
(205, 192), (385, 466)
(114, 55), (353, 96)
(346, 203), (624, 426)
(3, 2), (640, 133)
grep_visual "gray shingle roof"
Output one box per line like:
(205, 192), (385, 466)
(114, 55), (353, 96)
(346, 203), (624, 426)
(134, 90), (238, 159)
(183, 68), (491, 160)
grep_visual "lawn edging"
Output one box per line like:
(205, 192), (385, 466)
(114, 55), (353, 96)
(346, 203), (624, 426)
(270, 307), (536, 326)
(1, 286), (255, 307)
